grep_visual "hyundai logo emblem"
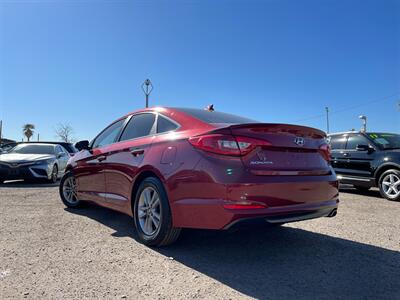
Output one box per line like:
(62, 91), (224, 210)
(294, 137), (305, 146)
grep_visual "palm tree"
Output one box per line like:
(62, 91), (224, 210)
(22, 124), (35, 142)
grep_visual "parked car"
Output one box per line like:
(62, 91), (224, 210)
(0, 142), (18, 153)
(0, 143), (70, 183)
(0, 142), (77, 156)
(329, 131), (400, 201)
(59, 107), (339, 246)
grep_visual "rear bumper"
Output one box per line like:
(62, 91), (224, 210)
(171, 179), (339, 230)
(169, 154), (339, 229)
(172, 197), (338, 229)
(225, 205), (338, 229)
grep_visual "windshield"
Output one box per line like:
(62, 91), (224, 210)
(368, 133), (400, 149)
(10, 144), (56, 155)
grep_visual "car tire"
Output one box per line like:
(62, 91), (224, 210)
(49, 164), (58, 183)
(133, 177), (181, 247)
(378, 169), (400, 202)
(354, 185), (370, 192)
(59, 171), (81, 208)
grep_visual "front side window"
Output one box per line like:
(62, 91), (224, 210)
(55, 145), (63, 154)
(56, 145), (68, 156)
(119, 113), (156, 141)
(346, 135), (369, 150)
(92, 119), (126, 148)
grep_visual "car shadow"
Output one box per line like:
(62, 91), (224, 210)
(66, 203), (399, 299)
(0, 180), (59, 188)
(339, 185), (382, 198)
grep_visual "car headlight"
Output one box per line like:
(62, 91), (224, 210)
(34, 159), (55, 165)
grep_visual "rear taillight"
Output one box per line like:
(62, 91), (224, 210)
(319, 143), (331, 161)
(188, 134), (270, 156)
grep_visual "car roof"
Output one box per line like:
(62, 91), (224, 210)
(328, 131), (361, 136)
(20, 141), (72, 145)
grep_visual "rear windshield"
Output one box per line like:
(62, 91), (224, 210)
(174, 107), (259, 124)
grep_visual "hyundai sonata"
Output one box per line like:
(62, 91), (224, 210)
(59, 107), (339, 246)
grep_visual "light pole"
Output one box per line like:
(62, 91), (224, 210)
(325, 107), (330, 133)
(359, 115), (367, 132)
(141, 79), (153, 108)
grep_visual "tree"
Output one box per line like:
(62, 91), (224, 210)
(22, 124), (35, 142)
(55, 123), (75, 143)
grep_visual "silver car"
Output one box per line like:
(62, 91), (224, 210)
(0, 143), (70, 183)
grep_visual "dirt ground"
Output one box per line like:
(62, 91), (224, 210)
(0, 182), (399, 299)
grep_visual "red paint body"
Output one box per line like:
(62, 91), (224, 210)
(68, 107), (339, 229)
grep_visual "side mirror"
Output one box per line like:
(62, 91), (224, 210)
(57, 152), (67, 158)
(75, 140), (91, 151)
(356, 144), (374, 152)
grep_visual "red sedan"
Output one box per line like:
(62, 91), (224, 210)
(59, 107), (339, 246)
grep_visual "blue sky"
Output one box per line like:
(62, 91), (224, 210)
(1, 0), (399, 142)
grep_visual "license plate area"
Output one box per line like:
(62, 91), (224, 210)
(253, 149), (325, 170)
(9, 169), (20, 176)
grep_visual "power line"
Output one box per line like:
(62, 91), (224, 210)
(293, 92), (400, 122)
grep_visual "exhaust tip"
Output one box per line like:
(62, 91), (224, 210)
(327, 208), (337, 217)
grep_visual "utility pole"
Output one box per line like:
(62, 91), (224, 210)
(37, 133), (40, 141)
(0, 120), (2, 145)
(325, 107), (330, 133)
(141, 79), (153, 108)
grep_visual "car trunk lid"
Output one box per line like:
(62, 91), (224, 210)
(228, 123), (331, 175)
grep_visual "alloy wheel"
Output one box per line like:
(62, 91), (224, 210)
(63, 176), (78, 204)
(381, 173), (400, 199)
(138, 187), (161, 236)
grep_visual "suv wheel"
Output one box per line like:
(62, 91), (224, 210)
(378, 169), (400, 201)
(133, 177), (181, 246)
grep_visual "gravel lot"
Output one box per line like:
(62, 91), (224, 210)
(0, 182), (399, 299)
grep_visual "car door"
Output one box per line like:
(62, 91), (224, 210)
(74, 118), (126, 204)
(342, 134), (376, 178)
(101, 113), (157, 211)
(329, 134), (348, 175)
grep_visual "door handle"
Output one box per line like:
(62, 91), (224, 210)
(97, 155), (107, 162)
(343, 153), (351, 157)
(130, 148), (144, 157)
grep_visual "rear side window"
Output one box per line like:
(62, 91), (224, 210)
(157, 115), (178, 133)
(92, 119), (126, 148)
(329, 135), (347, 150)
(346, 135), (369, 150)
(120, 113), (156, 141)
(174, 108), (258, 124)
